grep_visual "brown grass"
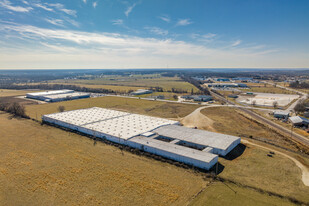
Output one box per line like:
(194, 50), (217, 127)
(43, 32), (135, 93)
(201, 107), (303, 152)
(0, 112), (206, 206)
(25, 96), (200, 121)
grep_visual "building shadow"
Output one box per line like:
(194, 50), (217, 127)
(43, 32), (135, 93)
(222, 143), (246, 161)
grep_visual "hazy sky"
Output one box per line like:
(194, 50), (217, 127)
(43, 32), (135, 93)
(0, 0), (308, 69)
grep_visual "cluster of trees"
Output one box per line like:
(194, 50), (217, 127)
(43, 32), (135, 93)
(0, 102), (28, 118)
(290, 81), (309, 89)
(294, 100), (309, 114)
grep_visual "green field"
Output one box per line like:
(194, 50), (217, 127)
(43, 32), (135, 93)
(25, 96), (201, 121)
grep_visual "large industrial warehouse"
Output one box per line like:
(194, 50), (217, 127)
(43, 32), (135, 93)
(26, 90), (90, 102)
(43, 107), (241, 170)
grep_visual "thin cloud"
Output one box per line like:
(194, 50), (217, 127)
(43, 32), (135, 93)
(0, 0), (32, 12)
(93, 1), (98, 8)
(82, 0), (87, 4)
(176, 19), (192, 26)
(46, 3), (77, 17)
(159, 15), (170, 23)
(111, 19), (124, 25)
(145, 27), (168, 36)
(231, 40), (241, 47)
(125, 3), (137, 17)
(33, 3), (54, 12)
(45, 18), (64, 27)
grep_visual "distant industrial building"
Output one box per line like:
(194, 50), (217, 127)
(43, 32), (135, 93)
(131, 89), (153, 95)
(206, 83), (248, 88)
(181, 95), (213, 102)
(26, 90), (90, 102)
(273, 110), (290, 119)
(43, 107), (241, 170)
(289, 116), (309, 127)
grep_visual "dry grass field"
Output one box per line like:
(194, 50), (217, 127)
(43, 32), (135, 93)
(200, 107), (307, 152)
(51, 76), (199, 92)
(0, 112), (206, 206)
(25, 96), (200, 121)
(0, 89), (41, 97)
(16, 83), (146, 93)
(190, 181), (297, 206)
(242, 83), (297, 94)
(218, 142), (309, 203)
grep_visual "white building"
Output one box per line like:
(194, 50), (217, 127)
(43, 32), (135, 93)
(43, 107), (241, 170)
(26, 90), (90, 102)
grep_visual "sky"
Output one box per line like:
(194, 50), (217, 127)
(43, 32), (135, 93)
(0, 0), (308, 69)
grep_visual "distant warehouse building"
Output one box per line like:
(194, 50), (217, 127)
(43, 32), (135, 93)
(289, 116), (309, 127)
(131, 89), (153, 95)
(181, 95), (213, 102)
(26, 90), (90, 102)
(273, 110), (290, 119)
(43, 107), (241, 170)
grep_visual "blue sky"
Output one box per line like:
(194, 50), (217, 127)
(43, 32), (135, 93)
(0, 0), (308, 69)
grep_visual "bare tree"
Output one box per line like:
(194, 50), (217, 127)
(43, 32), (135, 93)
(6, 102), (28, 118)
(58, 105), (65, 112)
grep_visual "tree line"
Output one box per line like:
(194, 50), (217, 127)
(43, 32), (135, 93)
(290, 81), (309, 89)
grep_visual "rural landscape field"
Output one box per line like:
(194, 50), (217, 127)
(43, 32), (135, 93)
(1, 0), (309, 205)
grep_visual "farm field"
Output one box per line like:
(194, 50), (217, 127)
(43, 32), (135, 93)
(50, 76), (199, 93)
(0, 112), (206, 206)
(25, 96), (201, 121)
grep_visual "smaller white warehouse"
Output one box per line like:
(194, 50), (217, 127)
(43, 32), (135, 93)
(26, 90), (90, 102)
(43, 107), (241, 170)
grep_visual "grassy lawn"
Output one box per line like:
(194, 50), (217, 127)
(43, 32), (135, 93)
(190, 181), (296, 206)
(50, 76), (199, 93)
(0, 112), (206, 205)
(25, 96), (201, 121)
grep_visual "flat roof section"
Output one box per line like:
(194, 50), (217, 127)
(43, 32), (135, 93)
(43, 107), (178, 140)
(152, 125), (240, 151)
(129, 136), (218, 164)
(27, 90), (74, 96)
(44, 107), (131, 126)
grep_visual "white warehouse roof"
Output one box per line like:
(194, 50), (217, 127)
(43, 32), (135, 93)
(26, 90), (74, 96)
(43, 107), (178, 140)
(152, 125), (240, 151)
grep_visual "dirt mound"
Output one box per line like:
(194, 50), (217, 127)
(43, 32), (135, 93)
(181, 106), (215, 131)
